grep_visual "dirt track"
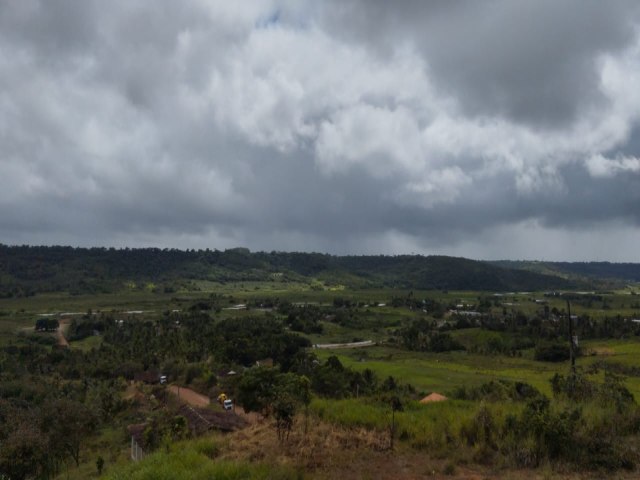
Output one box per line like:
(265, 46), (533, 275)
(166, 386), (259, 424)
(56, 320), (69, 347)
(167, 385), (210, 407)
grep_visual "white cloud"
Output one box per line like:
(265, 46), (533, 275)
(315, 104), (425, 176)
(586, 153), (640, 177)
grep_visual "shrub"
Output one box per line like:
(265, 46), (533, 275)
(452, 380), (542, 403)
(534, 343), (570, 362)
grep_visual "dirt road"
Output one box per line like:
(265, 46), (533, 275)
(166, 386), (259, 424)
(56, 320), (69, 347)
(167, 385), (210, 407)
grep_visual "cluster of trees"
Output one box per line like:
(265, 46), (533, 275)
(65, 314), (107, 341)
(0, 392), (102, 479)
(95, 312), (309, 371)
(233, 354), (413, 440)
(236, 368), (311, 440)
(551, 369), (635, 407)
(279, 304), (324, 334)
(448, 372), (640, 470)
(390, 295), (446, 318)
(398, 319), (465, 353)
(534, 343), (573, 362)
(34, 318), (59, 332)
(3, 308), (313, 415)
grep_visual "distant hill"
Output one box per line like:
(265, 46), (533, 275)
(0, 244), (581, 297)
(492, 260), (640, 287)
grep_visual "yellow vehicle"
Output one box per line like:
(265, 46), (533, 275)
(217, 392), (233, 410)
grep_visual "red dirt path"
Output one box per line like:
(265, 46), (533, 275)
(167, 385), (210, 407)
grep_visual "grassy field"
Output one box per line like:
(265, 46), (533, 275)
(104, 440), (300, 480)
(70, 334), (104, 351)
(314, 337), (640, 399)
(314, 346), (563, 396)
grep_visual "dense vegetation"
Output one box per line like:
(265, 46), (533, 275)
(0, 244), (580, 297)
(494, 260), (640, 285)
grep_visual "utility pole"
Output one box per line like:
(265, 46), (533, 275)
(567, 300), (576, 373)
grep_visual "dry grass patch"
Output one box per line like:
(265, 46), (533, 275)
(222, 416), (385, 470)
(587, 347), (615, 356)
(218, 414), (640, 479)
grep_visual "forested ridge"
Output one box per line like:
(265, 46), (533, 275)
(0, 244), (582, 296)
(493, 260), (640, 284)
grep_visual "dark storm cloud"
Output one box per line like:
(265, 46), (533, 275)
(317, 0), (640, 127)
(1, 1), (640, 260)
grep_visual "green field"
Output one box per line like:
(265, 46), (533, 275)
(317, 347), (549, 395)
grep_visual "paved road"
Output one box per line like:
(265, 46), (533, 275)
(314, 340), (374, 349)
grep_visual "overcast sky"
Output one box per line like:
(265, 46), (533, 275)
(1, 1), (640, 261)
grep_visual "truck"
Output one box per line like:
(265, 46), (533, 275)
(217, 393), (233, 411)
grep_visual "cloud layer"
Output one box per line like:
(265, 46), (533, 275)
(1, 1), (640, 260)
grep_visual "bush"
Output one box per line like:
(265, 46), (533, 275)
(452, 380), (542, 403)
(551, 370), (635, 408)
(534, 343), (571, 362)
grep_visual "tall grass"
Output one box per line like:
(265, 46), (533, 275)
(103, 438), (301, 480)
(310, 395), (640, 469)
(311, 397), (493, 452)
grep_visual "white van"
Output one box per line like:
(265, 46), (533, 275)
(223, 399), (233, 411)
